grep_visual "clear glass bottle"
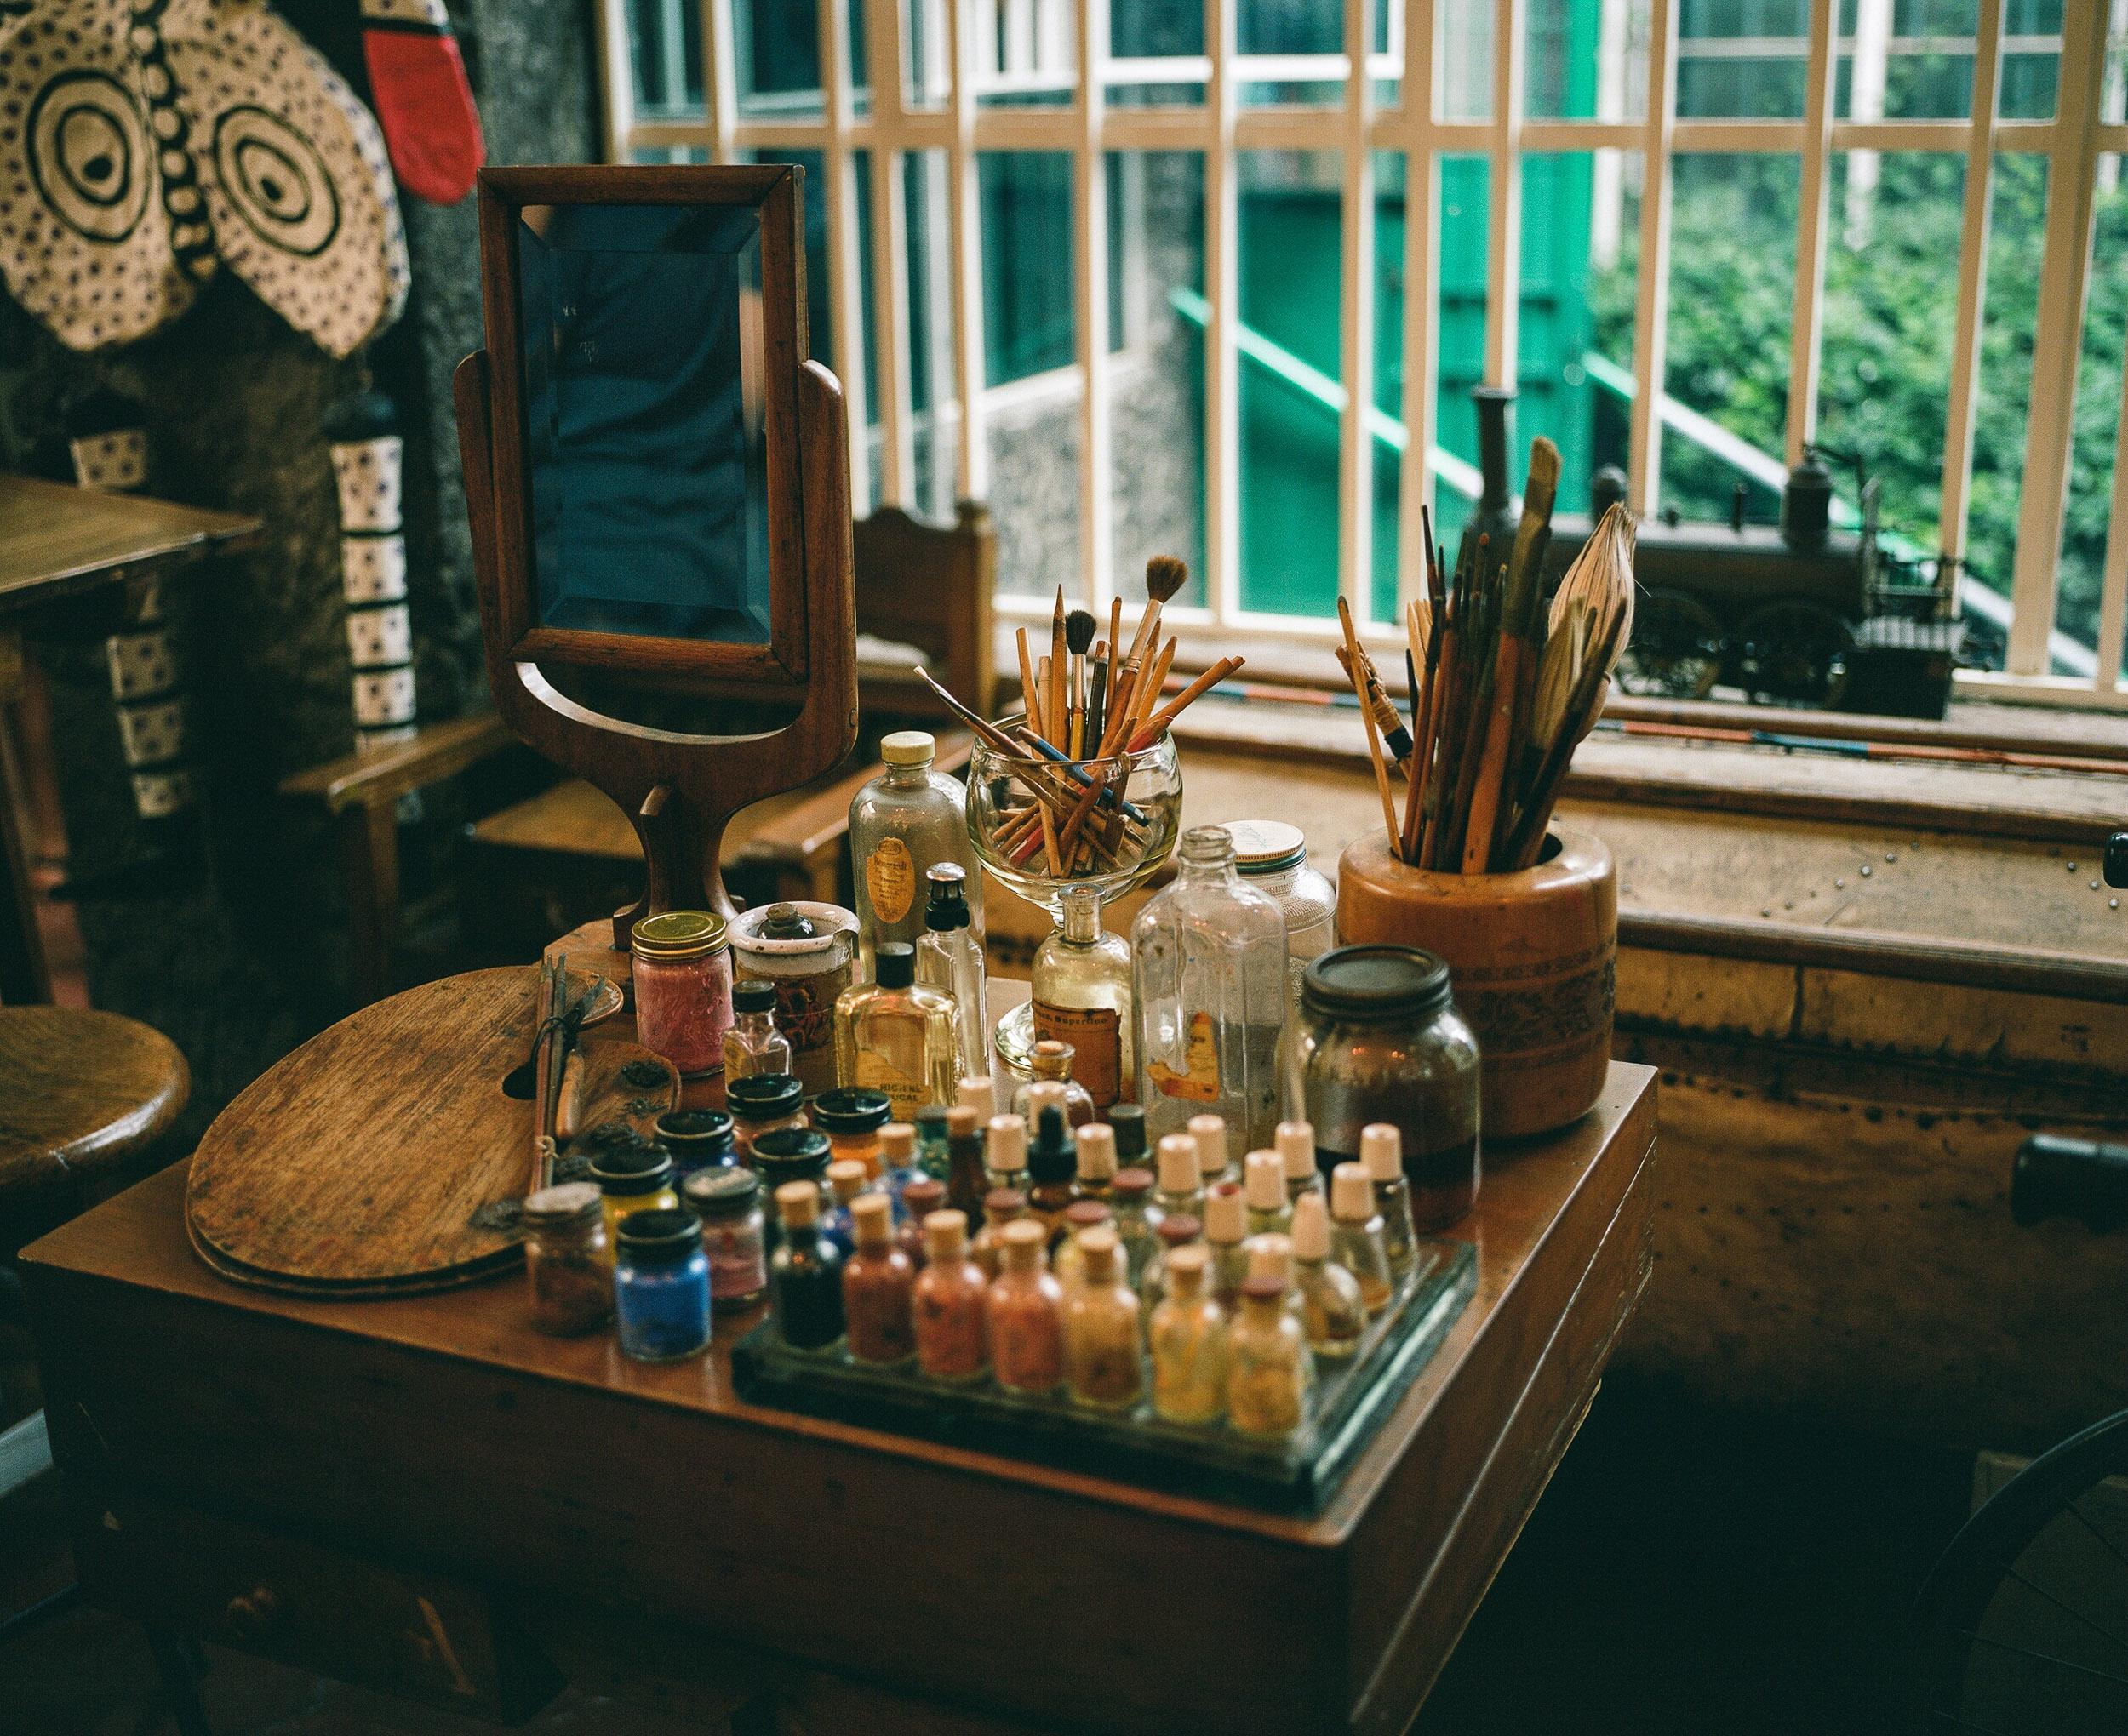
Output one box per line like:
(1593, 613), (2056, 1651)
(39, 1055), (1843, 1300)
(1224, 819), (1336, 1002)
(983, 1112), (1030, 1195)
(1061, 1228), (1144, 1411)
(875, 1122), (926, 1217)
(1361, 1122), (1420, 1284)
(821, 1158), (867, 1257)
(723, 979), (792, 1082)
(913, 1104), (952, 1181)
(849, 730), (984, 976)
(769, 1181), (845, 1351)
(1329, 1162), (1395, 1316)
(1289, 1192), (1364, 1360)
(1153, 1132), (1204, 1222)
(1073, 1121), (1116, 1205)
(1108, 1168), (1161, 1288)
(843, 1194), (917, 1366)
(1201, 1181), (1250, 1311)
(970, 1188), (1028, 1280)
(1049, 1199), (1113, 1293)
(1023, 1088), (1078, 1233)
(523, 1183), (612, 1336)
(1190, 1112), (1234, 1188)
(1279, 1119), (1324, 1205)
(987, 1218), (1064, 1395)
(614, 1208), (712, 1363)
(1244, 1149), (1292, 1238)
(832, 942), (957, 1122)
(1032, 883), (1134, 1114)
(1226, 1274), (1313, 1439)
(1244, 1232), (1309, 1334)
(1012, 1040), (1096, 1128)
(916, 862), (990, 1077)
(1149, 1245), (1227, 1425)
(1132, 825), (1288, 1153)
(912, 1208), (989, 1380)
(684, 1165), (768, 1312)
(1139, 1212), (1203, 1319)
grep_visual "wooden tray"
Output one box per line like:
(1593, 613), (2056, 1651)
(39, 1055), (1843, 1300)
(186, 968), (673, 1296)
(732, 1238), (1477, 1513)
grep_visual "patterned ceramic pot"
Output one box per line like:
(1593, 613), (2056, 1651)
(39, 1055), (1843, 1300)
(1335, 831), (1616, 1139)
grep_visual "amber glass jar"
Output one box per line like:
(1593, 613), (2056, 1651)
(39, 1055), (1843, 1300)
(523, 1183), (612, 1335)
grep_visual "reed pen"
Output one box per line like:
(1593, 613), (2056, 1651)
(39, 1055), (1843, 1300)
(1338, 596), (1400, 851)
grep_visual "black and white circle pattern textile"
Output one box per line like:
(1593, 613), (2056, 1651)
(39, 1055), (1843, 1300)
(329, 435), (402, 530)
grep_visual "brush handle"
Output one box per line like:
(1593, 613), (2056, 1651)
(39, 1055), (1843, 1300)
(1127, 655), (1244, 751)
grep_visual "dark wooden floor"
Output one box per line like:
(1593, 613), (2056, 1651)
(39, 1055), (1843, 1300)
(0, 1370), (1971, 1736)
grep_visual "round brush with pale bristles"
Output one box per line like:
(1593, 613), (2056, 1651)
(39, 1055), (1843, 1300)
(1065, 608), (1096, 757)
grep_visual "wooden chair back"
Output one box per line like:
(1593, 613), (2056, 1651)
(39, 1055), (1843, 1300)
(855, 500), (995, 722)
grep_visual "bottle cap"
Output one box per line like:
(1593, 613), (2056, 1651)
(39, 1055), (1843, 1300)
(1301, 945), (1452, 1025)
(873, 943), (917, 990)
(614, 1208), (704, 1265)
(1107, 1104), (1146, 1161)
(749, 1126), (831, 1168)
(987, 1114), (1027, 1170)
(1031, 1039), (1075, 1080)
(999, 1217), (1047, 1269)
(1331, 1162), (1376, 1224)
(916, 1103), (949, 1137)
(758, 903), (817, 940)
(923, 1208), (968, 1259)
(1111, 1166), (1153, 1200)
(882, 730), (936, 766)
(1075, 1122), (1116, 1180)
(814, 1088), (893, 1134)
(879, 1122), (917, 1165)
(958, 1076), (996, 1118)
(523, 1182), (602, 1228)
(1244, 1149), (1285, 1209)
(1204, 1181), (1246, 1245)
(1361, 1122), (1402, 1182)
(1247, 1232), (1292, 1285)
(632, 910), (728, 960)
(852, 1193), (894, 1247)
(775, 1179), (821, 1228)
(902, 1177), (946, 1217)
(1028, 1104), (1074, 1186)
(1027, 1081), (1068, 1119)
(1076, 1225), (1120, 1281)
(924, 865), (970, 931)
(684, 1166), (761, 1217)
(1062, 1200), (1112, 1233)
(728, 1073), (804, 1122)
(984, 1187), (1027, 1222)
(1189, 1114), (1228, 1177)
(1240, 1273), (1287, 1305)
(1157, 1133), (1200, 1195)
(1277, 1120), (1317, 1181)
(827, 1158), (867, 1202)
(1224, 819), (1307, 876)
(1291, 1191), (1331, 1259)
(655, 1108), (734, 1158)
(1157, 1213), (1201, 1248)
(926, 860), (968, 888)
(1163, 1243), (1209, 1293)
(947, 1104), (981, 1139)
(589, 1145), (675, 1196)
(732, 979), (777, 1014)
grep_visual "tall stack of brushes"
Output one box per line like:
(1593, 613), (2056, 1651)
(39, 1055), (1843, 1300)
(1337, 439), (1637, 873)
(918, 557), (1244, 878)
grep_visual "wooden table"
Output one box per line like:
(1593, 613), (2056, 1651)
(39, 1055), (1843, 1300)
(21, 1014), (1656, 1733)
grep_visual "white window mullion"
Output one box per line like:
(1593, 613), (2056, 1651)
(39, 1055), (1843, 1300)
(1206, 0), (1243, 626)
(2091, 360), (2128, 689)
(1784, 0), (1835, 468)
(1483, 0), (1524, 389)
(1340, 0), (1378, 622)
(818, 0), (870, 510)
(1627, 0), (1679, 515)
(1936, 0), (2003, 580)
(702, 0), (736, 163)
(2005, 0), (2109, 677)
(946, 0), (989, 501)
(1076, 0), (1113, 610)
(1395, 0), (1440, 614)
(866, 1), (913, 507)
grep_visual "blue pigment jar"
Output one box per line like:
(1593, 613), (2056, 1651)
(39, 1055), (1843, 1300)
(613, 1208), (712, 1362)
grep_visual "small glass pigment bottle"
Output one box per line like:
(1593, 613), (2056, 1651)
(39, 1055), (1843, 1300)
(684, 1164), (768, 1313)
(1202, 1180), (1250, 1311)
(523, 1183), (612, 1336)
(1073, 1122), (1116, 1205)
(833, 943), (957, 1120)
(751, 1127), (831, 1253)
(1279, 1119), (1324, 1204)
(1061, 1227), (1144, 1411)
(821, 1158), (868, 1257)
(1191, 1112), (1235, 1189)
(1362, 1122), (1420, 1283)
(723, 979), (792, 1082)
(1290, 1191), (1364, 1360)
(814, 1087), (892, 1179)
(1049, 1199), (1113, 1293)
(655, 1108), (735, 1182)
(849, 730), (984, 977)
(1244, 1148), (1291, 1238)
(1149, 1243), (1227, 1425)
(1153, 1132), (1204, 1222)
(1223, 819), (1336, 1002)
(1033, 882), (1135, 1114)
(913, 1105), (952, 1181)
(1226, 1273), (1313, 1439)
(843, 1193), (917, 1366)
(1012, 1040), (1096, 1129)
(1245, 1233), (1309, 1333)
(916, 861), (990, 1077)
(912, 1209), (989, 1381)
(876, 1122), (926, 1215)
(1108, 1104), (1147, 1172)
(590, 1145), (678, 1255)
(1330, 1162), (1395, 1315)
(897, 1178), (945, 1268)
(631, 910), (734, 1076)
(1139, 1213), (1203, 1319)
(1108, 1168), (1161, 1287)
(1023, 1088), (1078, 1233)
(984, 1113), (1030, 1195)
(769, 1180), (845, 1351)
(613, 1208), (712, 1363)
(987, 1218), (1064, 1396)
(970, 1188), (1029, 1280)
(944, 1104), (988, 1220)
(726, 1073), (807, 1162)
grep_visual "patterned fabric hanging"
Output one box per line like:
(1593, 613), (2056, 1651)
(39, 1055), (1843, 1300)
(0, 0), (409, 356)
(322, 386), (415, 752)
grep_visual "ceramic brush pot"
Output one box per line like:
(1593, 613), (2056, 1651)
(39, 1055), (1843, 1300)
(1334, 830), (1616, 1139)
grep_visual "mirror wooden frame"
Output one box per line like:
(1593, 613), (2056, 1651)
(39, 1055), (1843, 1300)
(455, 165), (857, 933)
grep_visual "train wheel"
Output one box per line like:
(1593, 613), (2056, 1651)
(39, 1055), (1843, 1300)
(1735, 599), (1853, 705)
(1616, 588), (1725, 700)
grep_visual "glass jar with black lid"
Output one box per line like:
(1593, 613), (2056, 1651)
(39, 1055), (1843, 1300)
(749, 1125), (832, 1253)
(726, 1072), (806, 1161)
(613, 1208), (712, 1362)
(1285, 945), (1480, 1232)
(684, 1164), (768, 1311)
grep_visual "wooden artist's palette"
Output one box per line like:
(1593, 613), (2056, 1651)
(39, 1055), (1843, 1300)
(186, 968), (674, 1297)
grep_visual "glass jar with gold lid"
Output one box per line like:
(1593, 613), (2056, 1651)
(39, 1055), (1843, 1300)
(632, 910), (734, 1076)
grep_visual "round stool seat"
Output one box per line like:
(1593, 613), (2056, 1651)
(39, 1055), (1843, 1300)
(0, 1008), (189, 1203)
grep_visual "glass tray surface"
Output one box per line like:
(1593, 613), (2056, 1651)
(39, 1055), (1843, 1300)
(730, 1237), (1477, 1513)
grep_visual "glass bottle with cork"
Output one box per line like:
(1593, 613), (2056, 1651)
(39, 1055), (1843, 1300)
(1072, 1122), (1116, 1205)
(833, 943), (957, 1122)
(523, 1183), (612, 1336)
(1022, 1084), (1078, 1234)
(821, 1158), (867, 1257)
(723, 979), (791, 1082)
(1149, 1244), (1227, 1425)
(1060, 1227), (1143, 1411)
(1190, 1111), (1235, 1189)
(1201, 1180), (1250, 1311)
(1011, 1040), (1096, 1129)
(1279, 1119), (1324, 1204)
(969, 1188), (1029, 1280)
(912, 1208), (989, 1380)
(849, 730), (984, 977)
(1139, 1212), (1203, 1318)
(1152, 1132), (1204, 1222)
(983, 1112), (1030, 1195)
(769, 1180), (844, 1351)
(943, 1104), (987, 1220)
(1361, 1122), (1420, 1283)
(1226, 1274), (1312, 1439)
(1244, 1148), (1292, 1238)
(631, 911), (734, 1077)
(1107, 1104), (1147, 1174)
(1107, 1168), (1161, 1287)
(1049, 1199), (1113, 1292)
(1329, 1162), (1395, 1315)
(843, 1193), (917, 1366)
(913, 1104), (952, 1180)
(987, 1218), (1064, 1396)
(897, 1178), (944, 1268)
(1289, 1191), (1364, 1360)
(1032, 883), (1133, 1114)
(916, 862), (989, 1076)
(875, 1122), (926, 1215)
(1132, 825), (1288, 1153)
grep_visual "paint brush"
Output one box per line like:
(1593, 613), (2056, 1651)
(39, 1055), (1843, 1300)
(1016, 627), (1042, 742)
(1127, 655), (1247, 751)
(1339, 596), (1401, 852)
(1049, 587), (1068, 747)
(1085, 639), (1109, 750)
(1066, 608), (1095, 758)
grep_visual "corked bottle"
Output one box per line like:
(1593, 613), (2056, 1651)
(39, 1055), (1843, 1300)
(987, 1218), (1064, 1396)
(1290, 1191), (1364, 1359)
(843, 1194), (917, 1366)
(912, 1209), (988, 1381)
(1329, 1162), (1395, 1315)
(1061, 1228), (1144, 1411)
(1148, 1244), (1227, 1425)
(1073, 1121), (1117, 1206)
(1244, 1147), (1291, 1238)
(1361, 1122), (1420, 1282)
(1049, 1199), (1114, 1293)
(1226, 1273), (1313, 1439)
(970, 1188), (1029, 1281)
(769, 1181), (845, 1351)
(897, 1178), (946, 1270)
(943, 1104), (988, 1222)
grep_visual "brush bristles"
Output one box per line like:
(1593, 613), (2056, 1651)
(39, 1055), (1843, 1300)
(1144, 555), (1189, 603)
(1066, 608), (1097, 654)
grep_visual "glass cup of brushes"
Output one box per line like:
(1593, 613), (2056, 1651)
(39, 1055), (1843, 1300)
(966, 733), (1183, 1071)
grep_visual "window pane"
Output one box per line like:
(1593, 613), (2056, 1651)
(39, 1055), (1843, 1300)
(735, 0), (822, 118)
(1108, 0), (1204, 106)
(1238, 0), (1343, 107)
(1435, 153), (1492, 518)
(629, 0), (704, 117)
(1999, 0), (2060, 119)
(1676, 0), (1810, 118)
(2053, 152), (2128, 671)
(905, 150), (958, 519)
(906, 0), (948, 108)
(1239, 150), (1343, 617)
(855, 149), (881, 507)
(1660, 153), (1799, 518)
(1371, 150), (1408, 624)
(1111, 151), (1208, 609)
(1440, 0), (1493, 118)
(1526, 0), (1650, 121)
(979, 0), (1077, 107)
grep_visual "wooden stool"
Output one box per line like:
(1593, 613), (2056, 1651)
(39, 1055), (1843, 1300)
(0, 1008), (188, 1208)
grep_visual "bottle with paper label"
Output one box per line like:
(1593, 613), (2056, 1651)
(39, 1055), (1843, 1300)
(832, 943), (957, 1121)
(848, 731), (984, 979)
(1032, 882), (1133, 1112)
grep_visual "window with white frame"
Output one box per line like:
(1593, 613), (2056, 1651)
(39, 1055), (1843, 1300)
(600, 0), (2128, 708)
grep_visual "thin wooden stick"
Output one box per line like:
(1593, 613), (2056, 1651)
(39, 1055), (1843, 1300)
(1130, 637), (1176, 743)
(1016, 628), (1043, 742)
(1049, 587), (1067, 746)
(1338, 597), (1399, 851)
(1127, 654), (1241, 751)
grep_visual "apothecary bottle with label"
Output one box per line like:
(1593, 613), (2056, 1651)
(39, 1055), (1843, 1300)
(1132, 825), (1288, 1156)
(1033, 883), (1134, 1113)
(916, 862), (989, 1076)
(849, 731), (983, 977)
(832, 943), (957, 1122)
